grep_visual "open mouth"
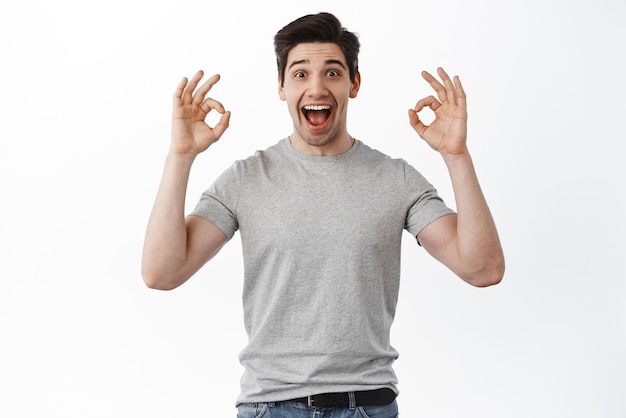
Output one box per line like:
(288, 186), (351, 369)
(302, 105), (332, 127)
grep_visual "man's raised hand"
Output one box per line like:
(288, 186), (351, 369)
(408, 67), (468, 158)
(171, 70), (231, 156)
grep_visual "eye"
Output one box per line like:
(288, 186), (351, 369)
(327, 70), (340, 77)
(294, 71), (306, 78)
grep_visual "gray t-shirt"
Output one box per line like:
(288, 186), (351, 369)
(190, 138), (454, 405)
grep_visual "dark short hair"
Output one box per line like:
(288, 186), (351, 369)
(274, 12), (360, 86)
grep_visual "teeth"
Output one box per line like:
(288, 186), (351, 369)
(304, 105), (331, 111)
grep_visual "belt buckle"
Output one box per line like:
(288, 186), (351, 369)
(307, 395), (314, 407)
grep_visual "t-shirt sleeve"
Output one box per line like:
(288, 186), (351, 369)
(189, 161), (241, 240)
(402, 160), (456, 238)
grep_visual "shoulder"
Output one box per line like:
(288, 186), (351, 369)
(354, 140), (420, 176)
(354, 140), (398, 165)
(234, 138), (288, 168)
(218, 138), (291, 187)
(212, 139), (284, 180)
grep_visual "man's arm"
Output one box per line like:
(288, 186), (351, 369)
(141, 71), (231, 290)
(409, 68), (504, 287)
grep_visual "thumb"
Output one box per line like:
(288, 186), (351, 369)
(212, 110), (231, 141)
(408, 109), (426, 138)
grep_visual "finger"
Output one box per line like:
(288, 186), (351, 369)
(182, 70), (204, 104)
(192, 74), (221, 106)
(212, 111), (232, 141)
(173, 76), (189, 107)
(422, 70), (447, 103)
(437, 67), (456, 104)
(200, 97), (226, 115)
(409, 96), (440, 138)
(454, 75), (466, 107)
(407, 108), (428, 138)
(413, 95), (441, 113)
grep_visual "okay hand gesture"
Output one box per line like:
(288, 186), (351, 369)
(171, 70), (231, 157)
(408, 67), (468, 157)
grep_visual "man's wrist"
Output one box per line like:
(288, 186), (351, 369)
(165, 149), (197, 168)
(441, 148), (472, 166)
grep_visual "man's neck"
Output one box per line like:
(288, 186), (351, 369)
(288, 133), (355, 156)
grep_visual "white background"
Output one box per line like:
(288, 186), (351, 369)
(1, 0), (625, 417)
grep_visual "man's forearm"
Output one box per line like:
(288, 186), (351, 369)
(444, 151), (505, 285)
(141, 152), (196, 288)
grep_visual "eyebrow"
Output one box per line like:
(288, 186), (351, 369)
(287, 59), (348, 71)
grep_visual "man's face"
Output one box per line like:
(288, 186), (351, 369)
(278, 42), (360, 155)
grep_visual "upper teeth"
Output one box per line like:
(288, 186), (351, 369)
(304, 105), (330, 111)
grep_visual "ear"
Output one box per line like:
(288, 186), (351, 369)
(349, 71), (361, 98)
(278, 75), (286, 101)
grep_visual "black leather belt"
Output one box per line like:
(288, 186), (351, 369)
(286, 388), (396, 408)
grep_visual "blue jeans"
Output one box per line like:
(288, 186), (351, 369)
(236, 399), (398, 418)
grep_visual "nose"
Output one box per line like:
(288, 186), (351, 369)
(307, 75), (329, 98)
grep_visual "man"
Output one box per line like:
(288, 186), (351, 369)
(142, 12), (504, 418)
